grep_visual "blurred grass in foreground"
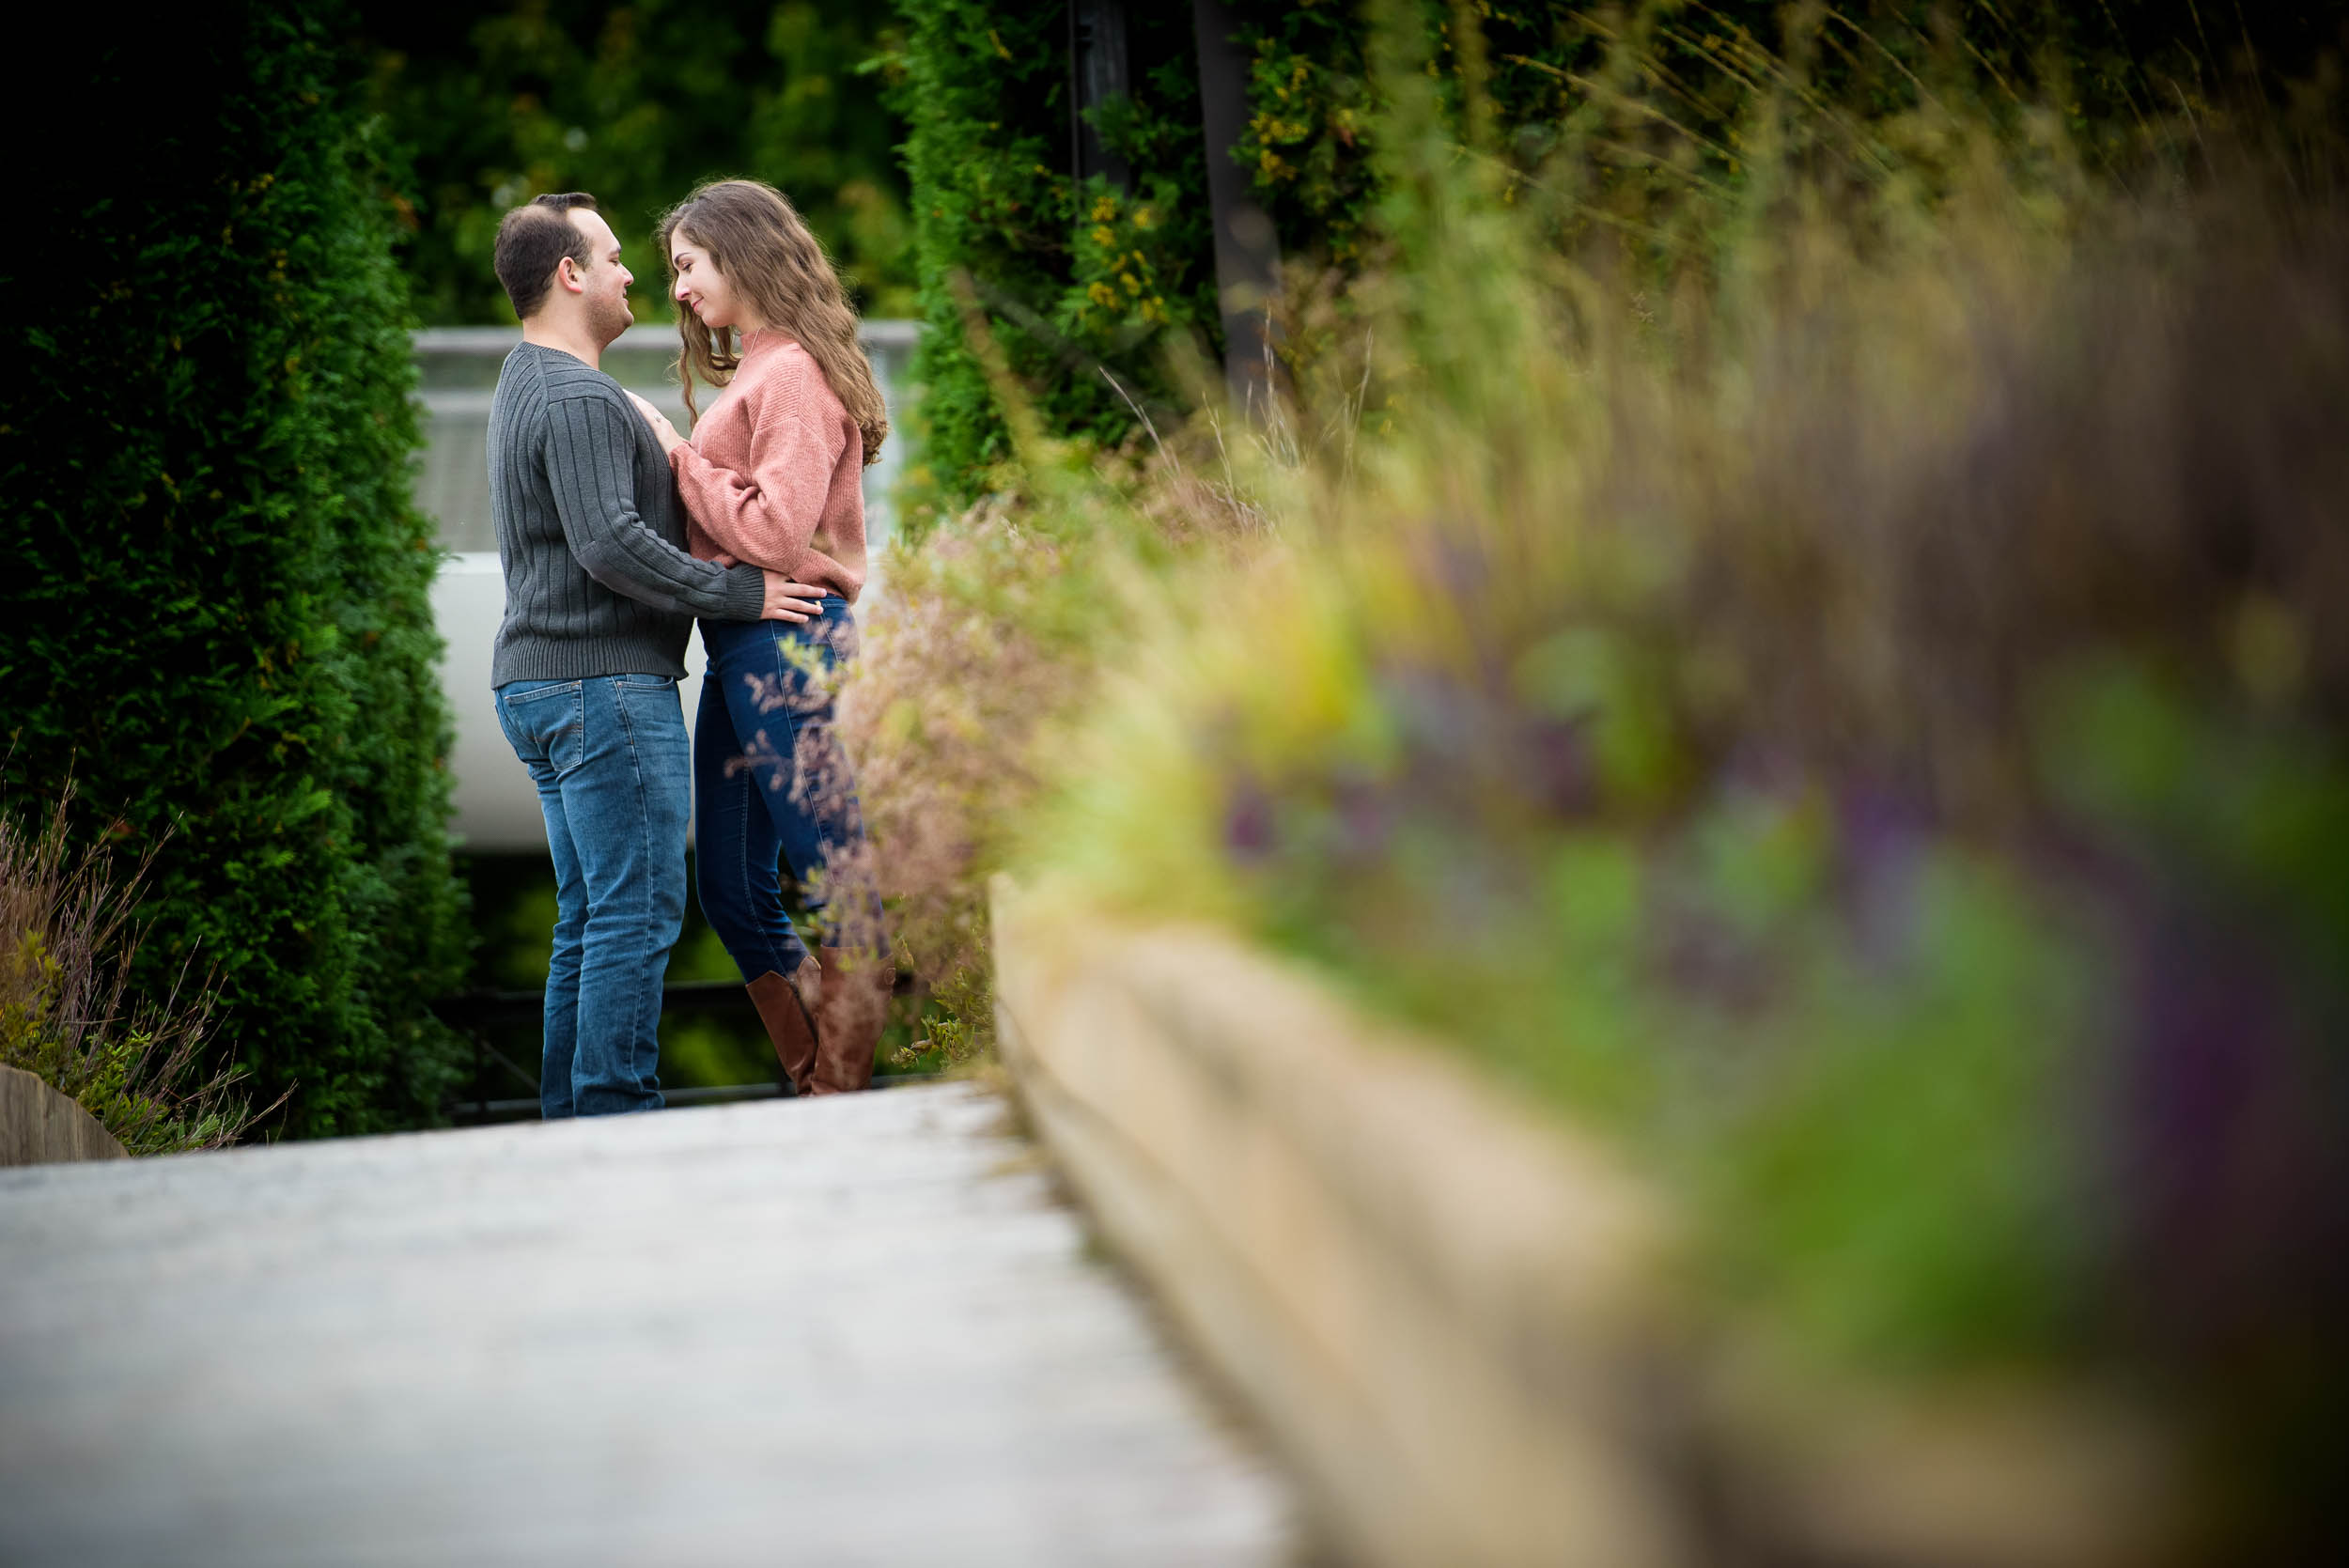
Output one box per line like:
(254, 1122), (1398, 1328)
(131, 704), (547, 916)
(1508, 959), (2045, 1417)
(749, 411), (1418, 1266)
(847, 4), (2347, 1549)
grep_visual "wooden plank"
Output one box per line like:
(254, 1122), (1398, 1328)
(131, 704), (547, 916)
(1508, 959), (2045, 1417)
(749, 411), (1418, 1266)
(0, 1084), (1293, 1566)
(0, 1064), (125, 1168)
(993, 882), (1687, 1568)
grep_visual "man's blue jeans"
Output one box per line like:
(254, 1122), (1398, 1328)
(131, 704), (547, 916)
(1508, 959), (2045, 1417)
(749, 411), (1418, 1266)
(494, 673), (688, 1117)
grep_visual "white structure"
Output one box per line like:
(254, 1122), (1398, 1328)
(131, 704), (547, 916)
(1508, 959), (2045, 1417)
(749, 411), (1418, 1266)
(422, 322), (918, 850)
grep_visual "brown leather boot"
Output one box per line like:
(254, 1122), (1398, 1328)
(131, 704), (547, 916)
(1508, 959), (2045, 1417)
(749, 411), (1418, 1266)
(805, 944), (891, 1094)
(745, 962), (822, 1095)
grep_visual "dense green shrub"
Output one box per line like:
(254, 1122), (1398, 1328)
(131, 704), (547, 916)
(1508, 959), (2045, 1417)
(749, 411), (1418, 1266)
(887, 1), (1221, 511)
(0, 0), (468, 1138)
(361, 0), (917, 324)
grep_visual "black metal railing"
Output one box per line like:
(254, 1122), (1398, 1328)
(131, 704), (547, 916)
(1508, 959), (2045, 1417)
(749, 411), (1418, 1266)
(431, 980), (937, 1123)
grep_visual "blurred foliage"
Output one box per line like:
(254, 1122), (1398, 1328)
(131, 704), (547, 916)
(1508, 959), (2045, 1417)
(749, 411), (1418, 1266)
(887, 0), (2347, 509)
(1229, 0), (2349, 266)
(360, 0), (916, 323)
(1, 0), (470, 1139)
(841, 473), (1206, 1067)
(845, 0), (2349, 1549)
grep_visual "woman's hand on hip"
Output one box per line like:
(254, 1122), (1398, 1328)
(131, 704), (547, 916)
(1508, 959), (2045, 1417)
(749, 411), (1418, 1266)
(760, 572), (827, 622)
(624, 390), (685, 456)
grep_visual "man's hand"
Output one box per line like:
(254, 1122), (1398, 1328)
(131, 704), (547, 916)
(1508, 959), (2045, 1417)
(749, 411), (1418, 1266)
(623, 389), (685, 456)
(761, 571), (826, 623)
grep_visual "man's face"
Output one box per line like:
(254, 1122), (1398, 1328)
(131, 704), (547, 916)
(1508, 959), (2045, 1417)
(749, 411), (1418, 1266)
(564, 209), (634, 345)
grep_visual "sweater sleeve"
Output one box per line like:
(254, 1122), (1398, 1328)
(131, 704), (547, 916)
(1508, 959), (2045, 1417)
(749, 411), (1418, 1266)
(669, 390), (840, 574)
(542, 390), (768, 622)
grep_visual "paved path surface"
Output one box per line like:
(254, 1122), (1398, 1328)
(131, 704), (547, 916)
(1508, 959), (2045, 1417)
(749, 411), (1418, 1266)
(0, 1084), (1296, 1566)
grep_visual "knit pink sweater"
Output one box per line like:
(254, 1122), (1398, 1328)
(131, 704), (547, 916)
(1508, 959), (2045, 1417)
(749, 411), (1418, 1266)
(670, 330), (868, 601)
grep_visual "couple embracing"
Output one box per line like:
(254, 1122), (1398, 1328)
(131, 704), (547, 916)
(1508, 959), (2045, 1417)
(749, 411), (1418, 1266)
(485, 180), (889, 1118)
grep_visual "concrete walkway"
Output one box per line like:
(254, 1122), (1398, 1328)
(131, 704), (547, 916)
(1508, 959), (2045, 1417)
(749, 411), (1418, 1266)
(0, 1084), (1296, 1566)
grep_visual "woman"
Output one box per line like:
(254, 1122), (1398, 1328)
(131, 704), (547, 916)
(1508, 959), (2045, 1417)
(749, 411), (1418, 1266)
(625, 178), (892, 1096)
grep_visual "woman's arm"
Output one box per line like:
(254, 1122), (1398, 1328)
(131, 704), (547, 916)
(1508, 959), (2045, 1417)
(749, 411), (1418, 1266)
(631, 387), (840, 573)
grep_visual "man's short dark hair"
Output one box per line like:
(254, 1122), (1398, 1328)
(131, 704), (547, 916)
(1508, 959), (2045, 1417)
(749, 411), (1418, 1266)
(493, 193), (601, 320)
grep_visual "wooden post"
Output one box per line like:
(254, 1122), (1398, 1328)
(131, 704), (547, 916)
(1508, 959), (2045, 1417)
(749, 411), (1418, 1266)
(1068, 1), (1131, 190)
(1190, 0), (1283, 415)
(1, 1063), (126, 1166)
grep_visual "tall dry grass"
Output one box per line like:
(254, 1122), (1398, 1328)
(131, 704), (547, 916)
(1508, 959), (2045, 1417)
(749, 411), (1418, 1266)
(838, 426), (1266, 1064)
(2, 790), (268, 1154)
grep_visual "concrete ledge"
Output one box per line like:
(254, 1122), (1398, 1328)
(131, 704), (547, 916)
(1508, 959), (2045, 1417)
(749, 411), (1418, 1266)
(991, 879), (2158, 1568)
(1, 1063), (126, 1167)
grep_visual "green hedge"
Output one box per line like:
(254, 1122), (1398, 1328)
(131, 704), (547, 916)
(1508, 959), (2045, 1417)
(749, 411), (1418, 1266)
(0, 0), (468, 1138)
(889, 1), (1221, 511)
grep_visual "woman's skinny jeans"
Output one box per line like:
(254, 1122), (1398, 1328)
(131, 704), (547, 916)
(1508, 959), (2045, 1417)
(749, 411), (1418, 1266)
(693, 600), (885, 986)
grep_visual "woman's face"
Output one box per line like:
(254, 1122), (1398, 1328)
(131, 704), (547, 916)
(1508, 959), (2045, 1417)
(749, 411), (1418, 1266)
(671, 238), (749, 331)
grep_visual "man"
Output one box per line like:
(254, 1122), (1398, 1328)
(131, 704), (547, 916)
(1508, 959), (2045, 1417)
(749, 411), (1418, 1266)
(486, 193), (824, 1117)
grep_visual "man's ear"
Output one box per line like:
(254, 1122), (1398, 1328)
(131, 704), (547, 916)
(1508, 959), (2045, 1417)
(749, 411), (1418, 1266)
(554, 256), (587, 295)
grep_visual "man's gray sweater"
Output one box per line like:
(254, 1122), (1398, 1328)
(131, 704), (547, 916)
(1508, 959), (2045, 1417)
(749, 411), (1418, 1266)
(487, 341), (765, 685)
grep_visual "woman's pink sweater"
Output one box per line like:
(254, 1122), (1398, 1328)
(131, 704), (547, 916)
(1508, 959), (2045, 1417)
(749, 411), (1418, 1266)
(670, 330), (868, 601)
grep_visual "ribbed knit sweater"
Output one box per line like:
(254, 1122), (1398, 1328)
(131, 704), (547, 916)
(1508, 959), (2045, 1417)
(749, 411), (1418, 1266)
(487, 342), (767, 685)
(670, 332), (869, 601)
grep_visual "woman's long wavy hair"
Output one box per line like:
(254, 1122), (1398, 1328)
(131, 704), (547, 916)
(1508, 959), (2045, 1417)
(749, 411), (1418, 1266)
(656, 179), (887, 463)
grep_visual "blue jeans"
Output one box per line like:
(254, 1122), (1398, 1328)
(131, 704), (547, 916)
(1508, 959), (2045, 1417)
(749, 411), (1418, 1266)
(694, 603), (885, 984)
(494, 673), (688, 1118)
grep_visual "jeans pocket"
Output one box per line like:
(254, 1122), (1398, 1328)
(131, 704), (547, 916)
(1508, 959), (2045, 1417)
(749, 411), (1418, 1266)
(813, 602), (859, 664)
(498, 680), (584, 772)
(615, 676), (691, 786)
